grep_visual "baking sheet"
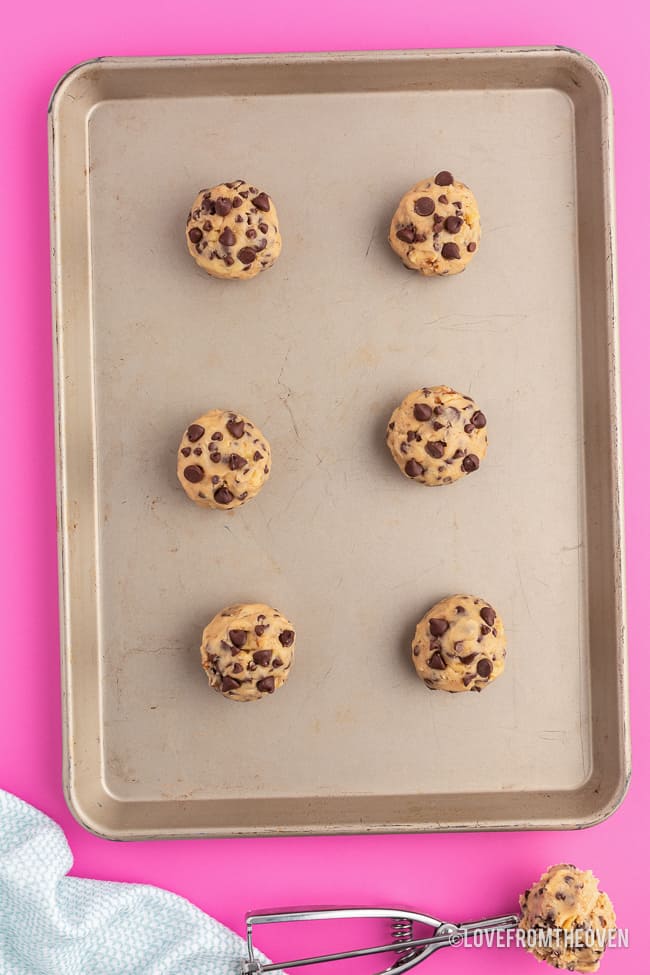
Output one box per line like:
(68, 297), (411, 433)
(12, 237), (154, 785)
(49, 48), (629, 838)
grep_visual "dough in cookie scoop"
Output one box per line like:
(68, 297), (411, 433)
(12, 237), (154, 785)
(386, 385), (487, 486)
(185, 180), (281, 280)
(519, 864), (616, 972)
(389, 170), (480, 276)
(411, 594), (506, 693)
(201, 603), (296, 702)
(177, 409), (271, 509)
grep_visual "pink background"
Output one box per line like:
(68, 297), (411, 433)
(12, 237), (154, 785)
(0, 1), (647, 973)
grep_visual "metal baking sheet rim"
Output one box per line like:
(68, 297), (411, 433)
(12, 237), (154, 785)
(49, 47), (630, 839)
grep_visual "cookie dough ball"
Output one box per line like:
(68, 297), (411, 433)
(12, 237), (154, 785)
(519, 864), (616, 972)
(411, 594), (505, 693)
(185, 180), (281, 280)
(200, 603), (296, 702)
(177, 409), (271, 510)
(386, 386), (487, 486)
(389, 171), (480, 276)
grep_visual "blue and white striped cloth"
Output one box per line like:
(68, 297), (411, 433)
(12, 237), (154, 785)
(0, 788), (273, 975)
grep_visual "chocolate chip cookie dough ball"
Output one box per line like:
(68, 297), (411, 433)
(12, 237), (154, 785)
(185, 180), (281, 280)
(177, 409), (271, 510)
(389, 171), (480, 275)
(519, 864), (616, 972)
(386, 386), (487, 486)
(201, 603), (296, 702)
(411, 595), (506, 693)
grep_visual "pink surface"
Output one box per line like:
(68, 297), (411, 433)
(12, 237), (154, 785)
(0, 1), (647, 973)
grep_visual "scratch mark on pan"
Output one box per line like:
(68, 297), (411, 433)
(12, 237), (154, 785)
(277, 349), (302, 442)
(279, 395), (302, 443)
(365, 225), (378, 259)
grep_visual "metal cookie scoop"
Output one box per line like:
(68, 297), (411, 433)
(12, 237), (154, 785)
(241, 905), (520, 974)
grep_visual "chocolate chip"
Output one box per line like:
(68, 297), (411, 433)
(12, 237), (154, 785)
(462, 674), (474, 686)
(259, 222), (269, 233)
(210, 197), (230, 217)
(253, 649), (272, 667)
(464, 424), (474, 433)
(556, 892), (566, 901)
(407, 430), (417, 442)
(396, 227), (415, 243)
(272, 657), (283, 668)
(247, 661), (257, 671)
(253, 451), (263, 461)
(405, 459), (424, 478)
(454, 641), (465, 654)
(214, 486), (234, 505)
(257, 676), (275, 694)
(193, 447), (202, 456)
(438, 195), (448, 205)
(441, 242), (461, 260)
(428, 651), (446, 670)
(209, 451), (221, 463)
(435, 171), (453, 186)
(229, 629), (247, 648)
(188, 227), (202, 243)
(226, 419), (244, 440)
(237, 246), (257, 265)
(183, 464), (204, 483)
(414, 196), (435, 216)
(229, 453), (246, 470)
(452, 449), (464, 460)
(413, 403), (433, 421)
(462, 454), (479, 473)
(480, 624), (490, 636)
(180, 447), (191, 457)
(471, 411), (486, 428)
(428, 618), (449, 636)
(232, 196), (243, 208)
(245, 228), (257, 238)
(467, 241), (477, 253)
(187, 424), (205, 442)
(480, 606), (496, 627)
(279, 630), (294, 647)
(425, 440), (446, 459)
(444, 215), (463, 233)
(203, 221), (213, 231)
(221, 676), (240, 692)
(460, 653), (477, 664)
(252, 192), (270, 211)
(477, 658), (493, 678)
(211, 475), (219, 484)
(254, 624), (267, 636)
(219, 227), (236, 247)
